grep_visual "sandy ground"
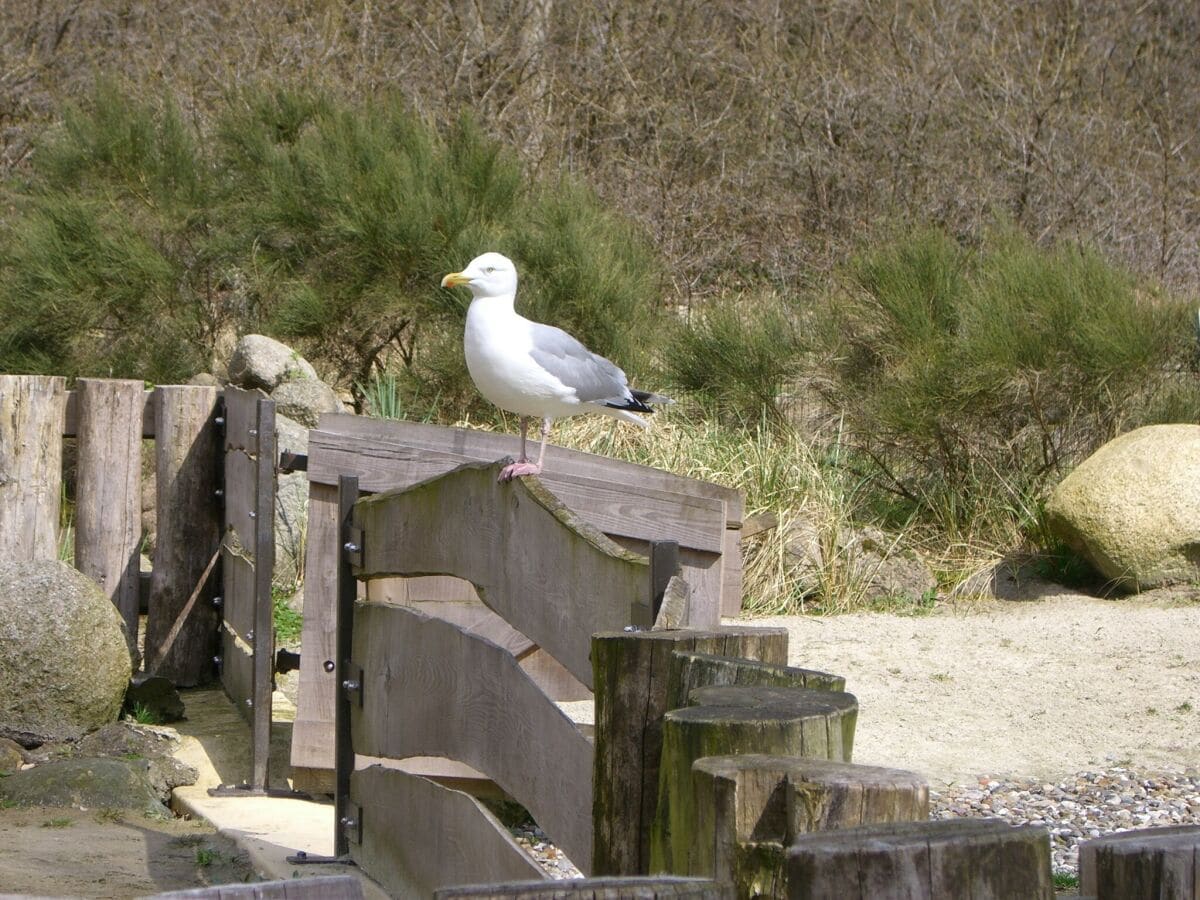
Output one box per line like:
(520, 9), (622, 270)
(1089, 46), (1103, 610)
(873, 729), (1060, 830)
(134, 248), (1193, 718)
(1, 588), (1196, 896)
(762, 588), (1200, 787)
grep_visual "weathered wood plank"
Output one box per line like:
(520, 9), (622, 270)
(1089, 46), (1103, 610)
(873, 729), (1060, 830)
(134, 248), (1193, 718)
(145, 874), (364, 898)
(590, 628), (789, 877)
(290, 482), (341, 787)
(62, 388), (156, 439)
(309, 413), (743, 522)
(250, 396), (276, 790)
(1079, 824), (1200, 899)
(0, 374), (66, 561)
(787, 819), (1055, 899)
(145, 385), (221, 686)
(309, 427), (729, 553)
(220, 551), (257, 652)
(221, 386), (262, 453)
(434, 877), (734, 899)
(220, 627), (254, 726)
(223, 444), (257, 561)
(353, 462), (651, 690)
(687, 755), (928, 892)
(349, 766), (546, 896)
(651, 686), (859, 875)
(351, 602), (595, 873)
(721, 527), (743, 617)
(73, 378), (144, 653)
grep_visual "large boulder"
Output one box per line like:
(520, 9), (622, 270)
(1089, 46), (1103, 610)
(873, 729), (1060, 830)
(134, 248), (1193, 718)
(274, 413), (310, 586)
(1046, 424), (1200, 590)
(0, 560), (132, 746)
(0, 757), (168, 815)
(270, 378), (344, 428)
(227, 334), (318, 391)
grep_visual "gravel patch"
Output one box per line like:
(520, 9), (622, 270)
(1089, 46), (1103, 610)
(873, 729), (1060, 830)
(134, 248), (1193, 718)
(931, 767), (1200, 876)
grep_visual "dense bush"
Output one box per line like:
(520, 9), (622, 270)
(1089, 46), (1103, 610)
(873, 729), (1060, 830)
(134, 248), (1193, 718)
(0, 85), (664, 410)
(816, 227), (1200, 541)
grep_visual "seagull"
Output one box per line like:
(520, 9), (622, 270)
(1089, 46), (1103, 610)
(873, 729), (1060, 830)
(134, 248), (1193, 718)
(441, 252), (671, 481)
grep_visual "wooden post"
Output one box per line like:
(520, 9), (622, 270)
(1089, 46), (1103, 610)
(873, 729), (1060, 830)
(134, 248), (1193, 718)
(591, 627), (789, 876)
(433, 877), (735, 899)
(669, 651), (845, 701)
(74, 378), (144, 657)
(650, 685), (858, 875)
(145, 385), (221, 685)
(1079, 824), (1200, 899)
(0, 374), (66, 560)
(688, 755), (928, 892)
(786, 819), (1054, 899)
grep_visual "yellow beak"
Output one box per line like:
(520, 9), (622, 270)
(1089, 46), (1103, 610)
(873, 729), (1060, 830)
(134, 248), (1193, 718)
(441, 271), (470, 288)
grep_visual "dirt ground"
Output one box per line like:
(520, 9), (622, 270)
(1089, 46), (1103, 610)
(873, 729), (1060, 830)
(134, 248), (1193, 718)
(0, 806), (253, 897)
(1, 587), (1196, 897)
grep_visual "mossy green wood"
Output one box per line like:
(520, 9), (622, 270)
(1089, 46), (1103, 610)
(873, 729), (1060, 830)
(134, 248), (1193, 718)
(650, 686), (858, 875)
(590, 628), (789, 877)
(688, 755), (928, 891)
(353, 460), (649, 690)
(350, 602), (595, 873)
(786, 820), (1054, 899)
(433, 876), (735, 899)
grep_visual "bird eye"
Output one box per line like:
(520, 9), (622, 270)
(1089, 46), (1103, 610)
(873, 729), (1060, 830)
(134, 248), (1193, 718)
(485, 266), (496, 274)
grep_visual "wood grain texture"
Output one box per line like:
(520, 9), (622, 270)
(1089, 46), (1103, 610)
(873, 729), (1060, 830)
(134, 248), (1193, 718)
(353, 461), (651, 690)
(688, 755), (928, 891)
(651, 686), (859, 875)
(146, 874), (365, 898)
(352, 602), (595, 873)
(668, 653), (845, 708)
(590, 628), (789, 877)
(434, 877), (735, 899)
(290, 482), (341, 783)
(787, 820), (1054, 900)
(250, 396), (276, 790)
(74, 378), (143, 652)
(0, 374), (65, 561)
(62, 388), (156, 439)
(1079, 824), (1200, 899)
(145, 385), (221, 685)
(309, 413), (743, 522)
(349, 766), (547, 896)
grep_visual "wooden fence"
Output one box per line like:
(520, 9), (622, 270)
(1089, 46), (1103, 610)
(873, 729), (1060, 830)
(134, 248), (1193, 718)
(0, 374), (278, 792)
(289, 414), (746, 793)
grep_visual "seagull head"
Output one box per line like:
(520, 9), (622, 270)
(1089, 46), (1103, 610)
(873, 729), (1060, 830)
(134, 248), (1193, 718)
(441, 252), (518, 299)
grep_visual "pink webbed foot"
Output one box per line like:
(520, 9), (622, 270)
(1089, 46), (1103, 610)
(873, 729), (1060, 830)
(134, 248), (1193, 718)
(498, 461), (543, 482)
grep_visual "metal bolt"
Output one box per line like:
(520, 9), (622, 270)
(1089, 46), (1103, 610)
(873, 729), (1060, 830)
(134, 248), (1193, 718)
(214, 488), (224, 498)
(249, 511), (256, 518)
(249, 428), (258, 436)
(215, 416), (225, 426)
(245, 698), (253, 708)
(340, 816), (358, 829)
(343, 541), (360, 553)
(323, 660), (335, 673)
(342, 678), (361, 693)
(246, 630), (255, 642)
(212, 596), (223, 609)
(213, 655), (222, 666)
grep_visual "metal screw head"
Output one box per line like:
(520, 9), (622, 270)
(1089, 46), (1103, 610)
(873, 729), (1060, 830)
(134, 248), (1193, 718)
(213, 656), (222, 665)
(245, 698), (253, 707)
(214, 416), (225, 426)
(246, 630), (255, 642)
(214, 488), (224, 498)
(212, 596), (223, 608)
(342, 678), (361, 692)
(343, 541), (360, 553)
(248, 428), (258, 436)
(248, 511), (256, 518)
(323, 660), (335, 673)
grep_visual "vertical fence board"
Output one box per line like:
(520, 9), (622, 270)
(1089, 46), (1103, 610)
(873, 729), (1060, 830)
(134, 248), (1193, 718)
(145, 385), (221, 685)
(251, 397), (276, 790)
(74, 377), (144, 652)
(0, 374), (66, 560)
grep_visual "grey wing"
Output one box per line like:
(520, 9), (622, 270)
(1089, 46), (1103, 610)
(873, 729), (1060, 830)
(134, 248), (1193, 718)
(526, 322), (632, 404)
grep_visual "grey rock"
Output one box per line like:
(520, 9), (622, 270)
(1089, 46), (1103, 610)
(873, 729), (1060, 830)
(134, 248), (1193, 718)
(0, 560), (132, 746)
(0, 736), (25, 772)
(270, 378), (344, 429)
(123, 673), (185, 723)
(227, 334), (318, 391)
(188, 372), (223, 387)
(75, 722), (198, 802)
(1046, 424), (1200, 590)
(273, 413), (310, 586)
(0, 757), (169, 815)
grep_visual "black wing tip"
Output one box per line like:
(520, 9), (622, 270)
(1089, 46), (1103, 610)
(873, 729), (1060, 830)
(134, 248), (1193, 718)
(607, 388), (671, 414)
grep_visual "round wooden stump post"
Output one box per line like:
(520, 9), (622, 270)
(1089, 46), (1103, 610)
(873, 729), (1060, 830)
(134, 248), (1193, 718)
(1079, 824), (1200, 899)
(787, 820), (1054, 899)
(650, 685), (858, 875)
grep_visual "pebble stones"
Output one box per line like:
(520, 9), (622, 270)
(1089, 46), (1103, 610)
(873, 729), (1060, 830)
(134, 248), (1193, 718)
(930, 767), (1200, 876)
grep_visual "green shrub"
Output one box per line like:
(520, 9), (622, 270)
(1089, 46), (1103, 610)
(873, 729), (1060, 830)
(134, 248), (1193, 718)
(818, 226), (1200, 544)
(0, 83), (663, 416)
